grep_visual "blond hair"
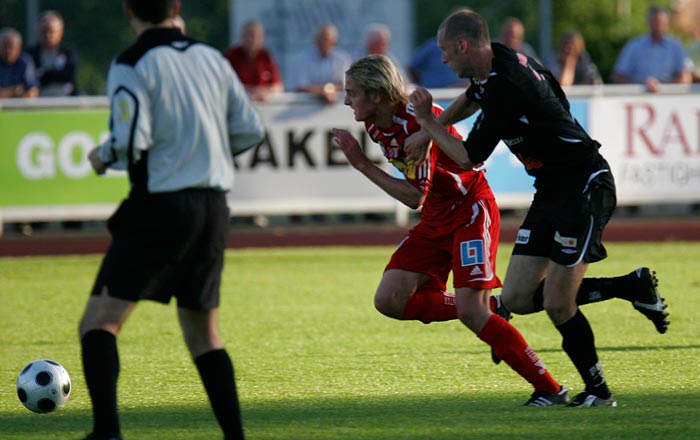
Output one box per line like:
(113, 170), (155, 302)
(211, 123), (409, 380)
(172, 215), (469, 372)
(345, 54), (406, 104)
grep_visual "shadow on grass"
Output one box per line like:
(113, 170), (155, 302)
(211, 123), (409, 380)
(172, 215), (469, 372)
(533, 344), (700, 355)
(2, 392), (699, 440)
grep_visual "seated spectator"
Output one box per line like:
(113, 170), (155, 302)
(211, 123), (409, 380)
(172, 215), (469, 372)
(291, 23), (351, 103)
(612, 6), (692, 92)
(0, 27), (39, 98)
(408, 36), (465, 88)
(356, 23), (408, 82)
(497, 17), (539, 61)
(224, 20), (283, 102)
(547, 31), (602, 86)
(26, 11), (79, 96)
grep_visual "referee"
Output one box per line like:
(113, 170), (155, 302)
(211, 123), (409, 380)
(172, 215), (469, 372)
(78, 1), (264, 439)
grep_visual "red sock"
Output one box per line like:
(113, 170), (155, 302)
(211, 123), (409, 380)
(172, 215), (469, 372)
(401, 288), (458, 323)
(478, 314), (560, 393)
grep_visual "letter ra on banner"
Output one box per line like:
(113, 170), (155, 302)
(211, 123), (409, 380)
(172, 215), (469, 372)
(460, 240), (484, 267)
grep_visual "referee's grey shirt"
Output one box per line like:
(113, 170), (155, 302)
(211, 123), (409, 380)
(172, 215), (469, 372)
(97, 28), (265, 194)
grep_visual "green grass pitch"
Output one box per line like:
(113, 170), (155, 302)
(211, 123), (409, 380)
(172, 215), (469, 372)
(1, 242), (699, 439)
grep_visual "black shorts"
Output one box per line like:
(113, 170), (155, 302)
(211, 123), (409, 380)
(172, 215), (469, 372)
(512, 167), (617, 266)
(90, 189), (230, 310)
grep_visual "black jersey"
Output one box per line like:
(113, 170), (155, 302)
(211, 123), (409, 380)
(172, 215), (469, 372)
(464, 43), (604, 195)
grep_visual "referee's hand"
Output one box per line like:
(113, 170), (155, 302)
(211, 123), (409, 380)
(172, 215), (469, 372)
(88, 147), (107, 175)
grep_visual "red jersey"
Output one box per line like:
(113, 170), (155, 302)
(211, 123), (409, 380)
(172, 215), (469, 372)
(224, 46), (282, 87)
(365, 102), (494, 230)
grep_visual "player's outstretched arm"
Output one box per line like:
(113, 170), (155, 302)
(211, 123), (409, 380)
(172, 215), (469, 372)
(437, 92), (480, 126)
(409, 88), (474, 170)
(332, 128), (425, 209)
(404, 91), (478, 165)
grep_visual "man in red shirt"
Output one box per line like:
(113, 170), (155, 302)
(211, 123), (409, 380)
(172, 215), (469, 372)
(332, 54), (570, 406)
(224, 20), (283, 101)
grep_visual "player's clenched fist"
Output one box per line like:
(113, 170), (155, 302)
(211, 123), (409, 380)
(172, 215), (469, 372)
(408, 87), (434, 122)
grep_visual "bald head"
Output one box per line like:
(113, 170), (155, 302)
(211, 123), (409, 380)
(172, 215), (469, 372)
(0, 28), (23, 64)
(439, 9), (490, 48)
(365, 23), (391, 55)
(315, 23), (339, 57)
(241, 20), (264, 55)
(38, 11), (64, 50)
(499, 17), (526, 50)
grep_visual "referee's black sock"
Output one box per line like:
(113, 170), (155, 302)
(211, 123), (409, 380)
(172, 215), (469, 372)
(81, 329), (121, 437)
(195, 349), (245, 440)
(556, 309), (612, 399)
(531, 274), (634, 311)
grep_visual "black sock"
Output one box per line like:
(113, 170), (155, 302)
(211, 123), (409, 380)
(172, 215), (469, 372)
(195, 349), (245, 440)
(555, 309), (612, 399)
(81, 329), (121, 437)
(532, 282), (545, 311)
(578, 273), (635, 302)
(531, 273), (634, 311)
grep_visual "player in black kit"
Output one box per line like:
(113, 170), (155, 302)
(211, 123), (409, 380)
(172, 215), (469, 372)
(407, 8), (669, 407)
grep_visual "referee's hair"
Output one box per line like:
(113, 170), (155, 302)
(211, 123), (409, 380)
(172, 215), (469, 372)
(346, 54), (407, 104)
(439, 9), (490, 47)
(126, 0), (178, 24)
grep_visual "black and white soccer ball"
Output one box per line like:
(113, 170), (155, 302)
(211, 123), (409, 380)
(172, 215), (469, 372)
(16, 359), (71, 413)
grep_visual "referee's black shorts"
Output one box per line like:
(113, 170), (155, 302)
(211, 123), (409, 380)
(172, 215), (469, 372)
(90, 189), (230, 310)
(512, 166), (617, 267)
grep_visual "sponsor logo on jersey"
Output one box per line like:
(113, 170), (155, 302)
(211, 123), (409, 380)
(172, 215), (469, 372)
(470, 266), (483, 276)
(503, 136), (524, 146)
(516, 229), (531, 244)
(117, 97), (131, 121)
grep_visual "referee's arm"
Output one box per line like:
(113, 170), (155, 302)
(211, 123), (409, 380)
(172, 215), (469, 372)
(91, 63), (153, 174)
(226, 65), (265, 156)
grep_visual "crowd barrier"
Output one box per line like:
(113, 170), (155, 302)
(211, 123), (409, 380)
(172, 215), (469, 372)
(1, 84), (699, 235)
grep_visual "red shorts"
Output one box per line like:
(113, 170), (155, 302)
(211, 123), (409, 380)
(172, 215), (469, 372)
(385, 198), (502, 290)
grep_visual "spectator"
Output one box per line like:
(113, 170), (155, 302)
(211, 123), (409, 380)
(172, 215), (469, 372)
(224, 20), (283, 102)
(408, 36), (465, 88)
(612, 6), (692, 92)
(0, 27), (39, 98)
(497, 17), (539, 61)
(547, 31), (602, 86)
(355, 23), (408, 82)
(26, 11), (80, 96)
(291, 23), (351, 103)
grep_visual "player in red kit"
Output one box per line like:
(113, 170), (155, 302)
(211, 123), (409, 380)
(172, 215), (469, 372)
(332, 54), (570, 406)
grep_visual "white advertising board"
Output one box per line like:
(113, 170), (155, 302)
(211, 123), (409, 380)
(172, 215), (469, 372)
(589, 95), (700, 204)
(228, 96), (397, 215)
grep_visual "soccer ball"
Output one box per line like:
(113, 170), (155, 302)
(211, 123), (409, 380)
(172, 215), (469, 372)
(16, 359), (71, 413)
